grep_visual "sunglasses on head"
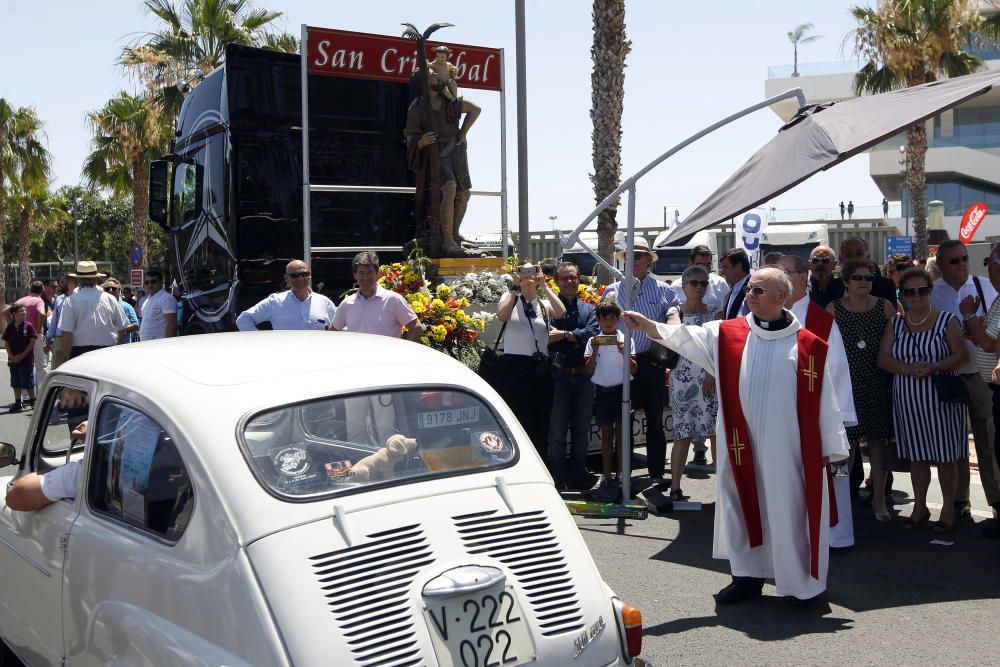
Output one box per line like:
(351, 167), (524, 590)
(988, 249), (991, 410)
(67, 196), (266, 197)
(848, 274), (874, 282)
(288, 271), (311, 278)
(744, 285), (779, 295)
(900, 286), (932, 297)
(684, 280), (709, 287)
(810, 257), (832, 265)
(946, 254), (969, 265)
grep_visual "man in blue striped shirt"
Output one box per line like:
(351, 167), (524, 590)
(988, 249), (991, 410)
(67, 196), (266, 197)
(603, 237), (678, 481)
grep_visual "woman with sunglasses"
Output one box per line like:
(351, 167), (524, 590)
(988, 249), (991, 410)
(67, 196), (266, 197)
(664, 265), (718, 501)
(828, 260), (897, 521)
(878, 268), (968, 532)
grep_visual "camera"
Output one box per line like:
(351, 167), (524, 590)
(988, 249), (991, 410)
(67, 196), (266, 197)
(517, 264), (540, 278)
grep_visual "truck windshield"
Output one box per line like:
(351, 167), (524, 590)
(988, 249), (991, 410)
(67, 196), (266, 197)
(562, 252), (598, 277)
(652, 249), (689, 276)
(240, 388), (516, 500)
(760, 243), (818, 264)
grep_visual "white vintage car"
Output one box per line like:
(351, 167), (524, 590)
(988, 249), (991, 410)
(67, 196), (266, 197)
(0, 332), (646, 666)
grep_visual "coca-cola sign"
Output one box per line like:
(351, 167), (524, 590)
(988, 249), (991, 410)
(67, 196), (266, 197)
(305, 27), (502, 92)
(959, 202), (988, 244)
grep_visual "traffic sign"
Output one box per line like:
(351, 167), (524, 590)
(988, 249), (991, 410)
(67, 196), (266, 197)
(886, 236), (913, 258)
(130, 241), (143, 268)
(130, 269), (143, 287)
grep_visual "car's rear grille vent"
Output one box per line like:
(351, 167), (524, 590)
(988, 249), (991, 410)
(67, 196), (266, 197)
(453, 509), (585, 636)
(309, 523), (434, 667)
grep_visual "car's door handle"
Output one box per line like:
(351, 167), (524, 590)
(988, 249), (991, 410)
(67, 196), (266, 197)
(422, 565), (506, 598)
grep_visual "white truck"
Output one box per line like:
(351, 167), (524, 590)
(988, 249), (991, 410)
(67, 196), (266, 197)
(650, 229), (720, 284)
(759, 223), (829, 264)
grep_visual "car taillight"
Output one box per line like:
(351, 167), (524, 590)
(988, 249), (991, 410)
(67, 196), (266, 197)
(621, 602), (642, 659)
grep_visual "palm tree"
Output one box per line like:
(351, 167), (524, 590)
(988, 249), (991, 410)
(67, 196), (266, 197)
(590, 0), (630, 285)
(0, 100), (49, 302)
(83, 92), (169, 269)
(9, 185), (61, 290)
(121, 0), (294, 93)
(788, 23), (822, 77)
(850, 0), (984, 259)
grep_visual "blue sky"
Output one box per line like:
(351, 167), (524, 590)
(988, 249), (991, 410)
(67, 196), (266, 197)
(0, 0), (883, 234)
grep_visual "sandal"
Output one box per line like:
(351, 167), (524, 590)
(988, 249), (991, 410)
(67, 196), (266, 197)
(670, 488), (688, 501)
(932, 520), (955, 534)
(902, 510), (930, 529)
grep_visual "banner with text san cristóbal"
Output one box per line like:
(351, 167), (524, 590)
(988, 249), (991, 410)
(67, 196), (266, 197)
(305, 27), (502, 92)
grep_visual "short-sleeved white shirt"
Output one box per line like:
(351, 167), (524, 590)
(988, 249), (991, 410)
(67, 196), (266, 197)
(39, 460), (82, 501)
(59, 287), (128, 347)
(139, 289), (178, 341)
(235, 289), (337, 331)
(976, 295), (1000, 384)
(585, 330), (633, 387)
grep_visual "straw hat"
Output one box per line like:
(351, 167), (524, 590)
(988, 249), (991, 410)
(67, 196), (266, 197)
(68, 260), (107, 279)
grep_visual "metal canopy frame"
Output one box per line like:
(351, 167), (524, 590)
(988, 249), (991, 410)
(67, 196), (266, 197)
(559, 87), (806, 507)
(299, 25), (510, 266)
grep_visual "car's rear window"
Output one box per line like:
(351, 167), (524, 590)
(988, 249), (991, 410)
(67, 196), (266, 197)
(240, 388), (516, 500)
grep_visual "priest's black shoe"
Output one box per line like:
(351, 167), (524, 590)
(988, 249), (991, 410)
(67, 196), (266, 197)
(784, 593), (824, 609)
(714, 577), (764, 605)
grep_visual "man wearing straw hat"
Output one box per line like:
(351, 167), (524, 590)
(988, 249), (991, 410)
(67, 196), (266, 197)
(56, 261), (132, 364)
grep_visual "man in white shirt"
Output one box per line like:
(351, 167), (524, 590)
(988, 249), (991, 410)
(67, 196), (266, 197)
(236, 260), (336, 331)
(931, 239), (1000, 517)
(57, 261), (132, 363)
(671, 244), (729, 311)
(5, 420), (88, 511)
(138, 269), (178, 341)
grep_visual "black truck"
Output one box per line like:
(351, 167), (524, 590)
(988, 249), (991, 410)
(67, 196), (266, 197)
(149, 43), (416, 334)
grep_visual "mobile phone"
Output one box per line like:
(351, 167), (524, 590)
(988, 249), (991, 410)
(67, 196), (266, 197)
(594, 333), (619, 345)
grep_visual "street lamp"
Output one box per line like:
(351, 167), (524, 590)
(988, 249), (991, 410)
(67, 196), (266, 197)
(73, 219), (82, 266)
(549, 215), (558, 231)
(898, 145), (909, 237)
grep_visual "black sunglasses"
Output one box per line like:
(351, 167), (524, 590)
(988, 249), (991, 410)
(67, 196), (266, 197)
(744, 285), (780, 295)
(684, 280), (709, 287)
(946, 254), (969, 265)
(288, 271), (311, 278)
(848, 274), (875, 282)
(143, 279), (160, 286)
(900, 286), (932, 297)
(810, 257), (832, 265)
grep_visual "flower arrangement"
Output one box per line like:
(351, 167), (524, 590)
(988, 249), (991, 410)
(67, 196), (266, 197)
(377, 262), (486, 367)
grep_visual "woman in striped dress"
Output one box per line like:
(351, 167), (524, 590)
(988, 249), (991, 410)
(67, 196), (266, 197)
(878, 268), (969, 532)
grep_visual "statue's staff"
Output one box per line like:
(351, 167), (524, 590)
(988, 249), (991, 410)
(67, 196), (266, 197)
(402, 22), (453, 257)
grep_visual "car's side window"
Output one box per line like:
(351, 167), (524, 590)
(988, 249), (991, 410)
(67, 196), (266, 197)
(36, 386), (91, 472)
(87, 401), (194, 541)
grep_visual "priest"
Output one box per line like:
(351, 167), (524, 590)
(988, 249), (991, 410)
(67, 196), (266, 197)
(624, 267), (849, 604)
(779, 254), (856, 549)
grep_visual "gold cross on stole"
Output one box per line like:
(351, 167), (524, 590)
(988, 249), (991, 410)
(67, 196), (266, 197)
(729, 429), (746, 466)
(802, 354), (818, 392)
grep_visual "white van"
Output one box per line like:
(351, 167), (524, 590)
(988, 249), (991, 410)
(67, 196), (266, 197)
(759, 223), (828, 264)
(650, 229), (720, 284)
(560, 231), (637, 279)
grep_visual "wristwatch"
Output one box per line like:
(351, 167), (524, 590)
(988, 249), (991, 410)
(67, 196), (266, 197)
(563, 331), (569, 341)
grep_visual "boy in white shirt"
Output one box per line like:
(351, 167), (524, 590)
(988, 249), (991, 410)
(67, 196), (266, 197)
(584, 299), (637, 502)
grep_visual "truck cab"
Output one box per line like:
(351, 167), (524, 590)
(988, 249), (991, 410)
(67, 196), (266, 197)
(650, 229), (719, 284)
(148, 44), (415, 334)
(759, 223), (828, 265)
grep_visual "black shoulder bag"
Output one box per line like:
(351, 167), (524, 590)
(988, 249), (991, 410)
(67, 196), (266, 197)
(477, 319), (507, 390)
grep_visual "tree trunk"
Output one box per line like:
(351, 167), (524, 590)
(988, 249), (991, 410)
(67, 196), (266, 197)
(590, 0), (630, 285)
(18, 206), (31, 291)
(906, 123), (928, 259)
(0, 185), (6, 305)
(133, 158), (149, 269)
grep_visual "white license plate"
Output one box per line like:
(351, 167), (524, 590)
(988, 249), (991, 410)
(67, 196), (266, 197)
(418, 406), (480, 429)
(424, 586), (534, 667)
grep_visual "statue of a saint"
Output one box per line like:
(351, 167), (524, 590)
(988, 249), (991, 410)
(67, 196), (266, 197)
(428, 45), (459, 102)
(405, 62), (481, 257)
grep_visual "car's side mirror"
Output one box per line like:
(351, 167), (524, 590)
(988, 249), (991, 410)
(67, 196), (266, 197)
(0, 443), (18, 468)
(149, 160), (170, 228)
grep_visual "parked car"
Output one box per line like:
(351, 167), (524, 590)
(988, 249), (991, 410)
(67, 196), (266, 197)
(0, 332), (646, 666)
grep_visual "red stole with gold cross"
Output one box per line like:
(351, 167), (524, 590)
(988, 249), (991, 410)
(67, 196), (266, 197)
(718, 317), (830, 580)
(803, 301), (840, 530)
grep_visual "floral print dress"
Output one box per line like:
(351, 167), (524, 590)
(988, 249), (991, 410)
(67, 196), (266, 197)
(667, 306), (719, 440)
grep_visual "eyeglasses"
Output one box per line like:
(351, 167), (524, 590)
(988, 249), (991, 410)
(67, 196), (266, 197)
(288, 271), (311, 278)
(810, 257), (833, 265)
(684, 280), (709, 287)
(848, 274), (875, 282)
(946, 255), (969, 265)
(143, 280), (160, 286)
(744, 285), (781, 295)
(557, 275), (580, 283)
(900, 286), (932, 297)
(105, 287), (120, 293)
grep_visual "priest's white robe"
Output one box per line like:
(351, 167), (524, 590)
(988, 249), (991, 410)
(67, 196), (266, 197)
(790, 296), (856, 549)
(655, 312), (850, 599)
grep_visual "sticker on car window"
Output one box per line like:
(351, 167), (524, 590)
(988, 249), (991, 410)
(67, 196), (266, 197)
(417, 406), (480, 429)
(325, 460), (355, 479)
(479, 432), (504, 453)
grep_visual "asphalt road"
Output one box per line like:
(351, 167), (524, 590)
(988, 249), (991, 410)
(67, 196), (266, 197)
(574, 451), (1000, 666)
(1, 359), (997, 665)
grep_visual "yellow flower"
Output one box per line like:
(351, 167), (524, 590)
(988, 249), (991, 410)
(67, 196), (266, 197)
(411, 301), (426, 315)
(430, 324), (447, 343)
(436, 283), (452, 297)
(459, 297), (470, 307)
(431, 298), (446, 311)
(419, 335), (431, 346)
